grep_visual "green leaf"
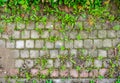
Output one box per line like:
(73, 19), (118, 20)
(41, 74), (46, 79)
(25, 72), (31, 80)
(61, 65), (66, 70)
(78, 23), (83, 30)
(81, 14), (86, 18)
(19, 0), (25, 5)
(46, 79), (53, 83)
(2, 0), (7, 2)
(113, 25), (120, 30)
(90, 79), (95, 83)
(76, 66), (81, 71)
(0, 27), (4, 33)
(98, 56), (104, 60)
(32, 79), (37, 83)
(60, 46), (65, 50)
(70, 58), (76, 64)
(98, 75), (104, 80)
(77, 35), (81, 40)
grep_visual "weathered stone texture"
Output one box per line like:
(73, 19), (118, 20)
(45, 42), (54, 48)
(0, 40), (5, 48)
(94, 60), (102, 68)
(11, 50), (19, 58)
(66, 61), (72, 68)
(79, 31), (88, 39)
(98, 50), (107, 57)
(46, 22), (54, 29)
(74, 40), (83, 48)
(103, 39), (112, 47)
(30, 50), (39, 58)
(21, 30), (30, 39)
(17, 22), (25, 29)
(84, 39), (93, 48)
(94, 39), (103, 48)
(41, 31), (49, 38)
(107, 30), (116, 38)
(117, 31), (120, 37)
(26, 22), (35, 30)
(50, 50), (58, 58)
(50, 70), (59, 77)
(31, 30), (39, 38)
(25, 59), (34, 68)
(15, 59), (24, 68)
(16, 40), (24, 48)
(12, 31), (20, 39)
(59, 50), (68, 55)
(89, 30), (97, 38)
(55, 41), (63, 48)
(46, 59), (53, 68)
(54, 59), (60, 68)
(65, 40), (73, 48)
(6, 41), (15, 48)
(35, 40), (44, 48)
(40, 50), (49, 56)
(70, 69), (78, 77)
(98, 30), (107, 38)
(20, 50), (29, 58)
(70, 49), (77, 56)
(50, 30), (59, 37)
(26, 40), (34, 48)
(88, 50), (98, 57)
(69, 31), (77, 39)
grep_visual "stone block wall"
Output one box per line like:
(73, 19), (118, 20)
(0, 17), (120, 79)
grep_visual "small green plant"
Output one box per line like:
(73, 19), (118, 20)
(63, 36), (69, 41)
(35, 28), (43, 35)
(25, 72), (31, 80)
(108, 59), (117, 78)
(98, 56), (104, 60)
(14, 26), (22, 31)
(15, 16), (23, 22)
(116, 77), (120, 83)
(60, 46), (65, 50)
(16, 80), (22, 83)
(9, 36), (14, 42)
(76, 66), (81, 71)
(49, 36), (58, 42)
(78, 23), (83, 31)
(98, 75), (104, 80)
(108, 15), (115, 22)
(41, 58), (48, 69)
(42, 46), (48, 50)
(35, 58), (41, 64)
(40, 16), (47, 25)
(76, 34), (81, 40)
(0, 0), (7, 6)
(113, 25), (120, 30)
(90, 79), (95, 83)
(58, 55), (68, 61)
(37, 70), (48, 79)
(81, 13), (87, 18)
(46, 79), (53, 83)
(117, 44), (120, 51)
(0, 27), (4, 33)
(61, 65), (66, 70)
(37, 73), (45, 79)
(70, 57), (76, 64)
(32, 79), (37, 83)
